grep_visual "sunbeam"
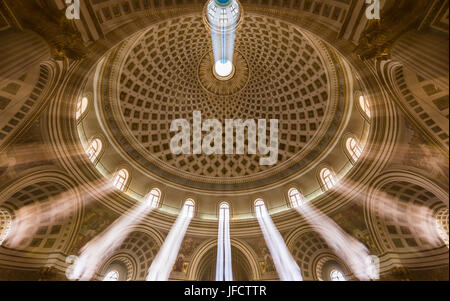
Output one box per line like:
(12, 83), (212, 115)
(68, 201), (155, 281)
(216, 202), (232, 281)
(146, 200), (195, 281)
(3, 179), (115, 248)
(255, 200), (303, 281)
(331, 180), (443, 248)
(294, 203), (379, 280)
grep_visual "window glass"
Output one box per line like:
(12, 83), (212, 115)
(289, 188), (304, 208)
(321, 168), (336, 191)
(113, 169), (129, 191)
(76, 97), (89, 120)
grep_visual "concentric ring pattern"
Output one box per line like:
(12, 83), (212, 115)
(112, 14), (333, 181)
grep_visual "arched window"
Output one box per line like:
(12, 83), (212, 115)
(113, 169), (129, 191)
(220, 202), (230, 213)
(289, 188), (304, 208)
(320, 168), (336, 191)
(435, 208), (449, 248)
(0, 208), (12, 246)
(76, 97), (89, 120)
(254, 199), (265, 217)
(330, 269), (346, 281)
(146, 188), (161, 209)
(346, 137), (362, 162)
(217, 202), (232, 281)
(86, 138), (102, 162)
(183, 199), (195, 218)
(103, 270), (120, 281)
(359, 95), (371, 119)
(218, 202), (230, 223)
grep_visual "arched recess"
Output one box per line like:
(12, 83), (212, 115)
(341, 133), (364, 165)
(0, 167), (83, 270)
(386, 60), (449, 152)
(0, 208), (12, 245)
(99, 251), (139, 281)
(365, 169), (449, 271)
(101, 260), (130, 281)
(316, 164), (338, 192)
(186, 238), (261, 281)
(0, 59), (60, 150)
(97, 229), (163, 281)
(286, 227), (352, 281)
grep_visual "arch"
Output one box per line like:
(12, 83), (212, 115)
(288, 188), (304, 208)
(286, 227), (352, 281)
(358, 94), (371, 120)
(220, 202), (230, 210)
(345, 136), (363, 163)
(215, 200), (234, 218)
(365, 169), (449, 250)
(0, 208), (12, 246)
(186, 238), (261, 281)
(254, 199), (264, 207)
(389, 64), (449, 152)
(371, 181), (445, 251)
(364, 169), (449, 271)
(96, 224), (165, 280)
(112, 168), (129, 191)
(254, 198), (266, 217)
(101, 230), (161, 280)
(0, 167), (83, 260)
(86, 137), (103, 163)
(183, 198), (195, 218)
(317, 257), (352, 281)
(319, 167), (337, 191)
(103, 269), (120, 281)
(218, 201), (231, 220)
(0, 64), (54, 149)
(98, 252), (138, 281)
(435, 208), (449, 248)
(145, 188), (161, 209)
(75, 96), (89, 121)
(329, 268), (346, 281)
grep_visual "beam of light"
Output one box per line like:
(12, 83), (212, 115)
(333, 180), (443, 248)
(3, 179), (115, 249)
(294, 203), (379, 281)
(255, 200), (303, 281)
(68, 201), (155, 281)
(211, 30), (235, 67)
(371, 189), (443, 247)
(354, 142), (449, 168)
(216, 203), (232, 281)
(146, 200), (194, 281)
(207, 0), (240, 78)
(0, 142), (92, 168)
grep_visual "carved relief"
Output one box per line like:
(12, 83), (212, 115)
(243, 237), (275, 275)
(355, 0), (431, 60)
(70, 205), (118, 254)
(172, 236), (204, 274)
(5, 0), (88, 60)
(399, 119), (449, 183)
(331, 205), (378, 254)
